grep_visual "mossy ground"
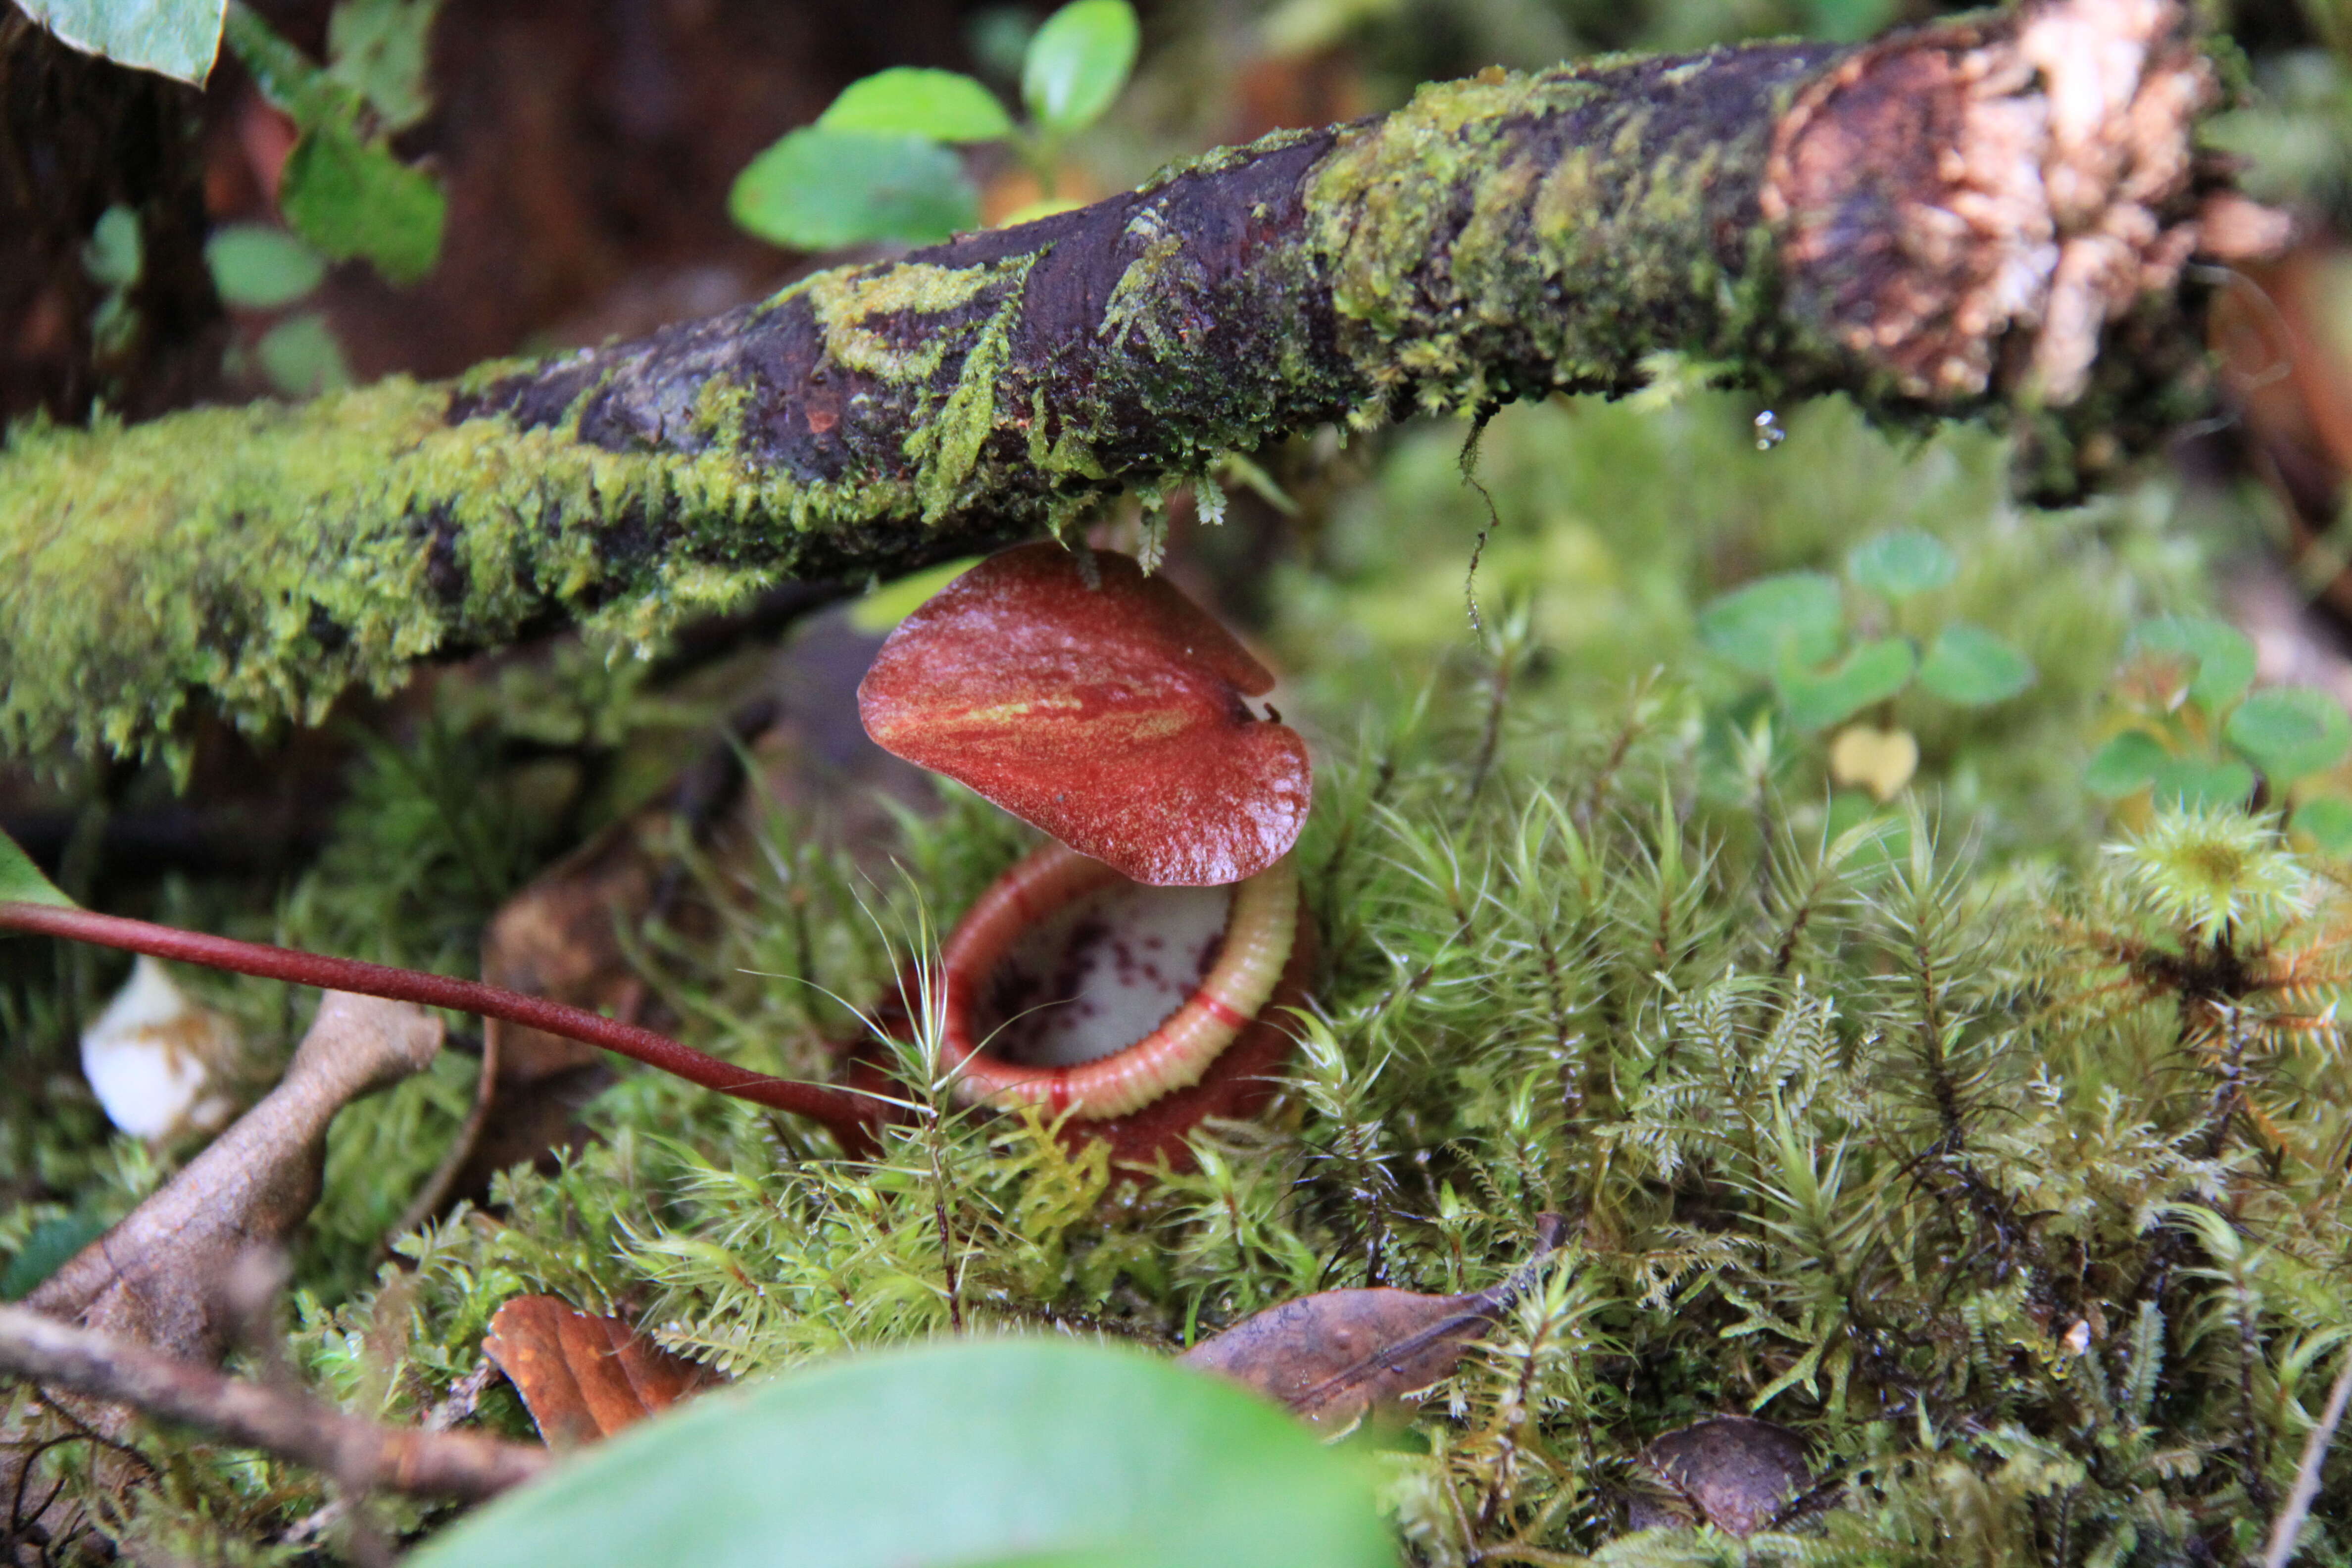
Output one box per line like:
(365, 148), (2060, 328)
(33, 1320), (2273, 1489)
(5, 392), (2349, 1566)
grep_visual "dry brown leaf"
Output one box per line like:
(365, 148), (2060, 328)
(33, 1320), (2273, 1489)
(1625, 1416), (1816, 1537)
(482, 1295), (721, 1448)
(1177, 1216), (1564, 1428)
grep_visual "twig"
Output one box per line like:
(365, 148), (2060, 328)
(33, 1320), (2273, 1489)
(2262, 1351), (2352, 1568)
(0, 899), (876, 1141)
(0, 1304), (548, 1502)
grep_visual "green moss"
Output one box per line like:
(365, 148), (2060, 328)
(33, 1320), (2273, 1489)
(801, 260), (1005, 384)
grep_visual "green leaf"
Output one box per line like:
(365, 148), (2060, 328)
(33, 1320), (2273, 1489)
(850, 556), (984, 634)
(821, 68), (1015, 143)
(205, 224), (325, 309)
(1696, 571), (1842, 677)
(731, 127), (978, 251)
(2132, 615), (2256, 710)
(1776, 637), (1915, 731)
(1844, 528), (1956, 598)
(18, 0), (225, 84)
(83, 206), (144, 290)
(2293, 794), (2352, 855)
(2, 1214), (109, 1301)
(2085, 731), (2170, 797)
(410, 1339), (1390, 1568)
(1022, 0), (1139, 134)
(279, 122), (446, 285)
(325, 0), (442, 133)
(1916, 623), (2035, 706)
(2149, 756), (2255, 810)
(0, 828), (75, 909)
(256, 312), (352, 397)
(2225, 686), (2352, 782)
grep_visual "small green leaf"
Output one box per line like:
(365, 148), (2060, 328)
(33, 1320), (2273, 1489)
(2086, 731), (2169, 797)
(19, 0), (225, 84)
(2149, 756), (2255, 810)
(1697, 571), (1842, 677)
(822, 68), (1015, 143)
(279, 122), (446, 285)
(731, 127), (978, 251)
(2132, 615), (2256, 710)
(205, 224), (325, 309)
(850, 557), (984, 634)
(1776, 637), (1915, 731)
(84, 206), (144, 290)
(256, 312), (352, 397)
(1022, 0), (1139, 134)
(2, 1214), (109, 1301)
(410, 1338), (1390, 1568)
(2224, 686), (2352, 782)
(0, 828), (75, 909)
(1916, 623), (2035, 706)
(325, 0), (441, 133)
(2293, 794), (2352, 855)
(1845, 529), (1956, 599)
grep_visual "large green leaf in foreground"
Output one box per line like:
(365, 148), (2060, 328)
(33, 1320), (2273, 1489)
(413, 1337), (1394, 1568)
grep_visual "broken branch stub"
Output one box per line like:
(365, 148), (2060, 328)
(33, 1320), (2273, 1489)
(0, 0), (2280, 765)
(27, 992), (443, 1365)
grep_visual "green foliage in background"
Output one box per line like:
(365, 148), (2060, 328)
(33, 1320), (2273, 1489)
(13, 0), (225, 84)
(221, 0), (447, 287)
(731, 0), (1138, 250)
(2085, 613), (2352, 850)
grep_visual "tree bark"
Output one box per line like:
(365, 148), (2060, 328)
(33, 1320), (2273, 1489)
(0, 0), (2284, 764)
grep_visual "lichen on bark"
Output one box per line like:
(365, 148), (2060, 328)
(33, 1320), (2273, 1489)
(0, 0), (2280, 765)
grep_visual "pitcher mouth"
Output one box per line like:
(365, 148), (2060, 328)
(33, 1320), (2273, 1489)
(937, 842), (1300, 1120)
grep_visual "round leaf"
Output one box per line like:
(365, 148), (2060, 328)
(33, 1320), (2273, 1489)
(204, 224), (325, 309)
(2085, 730), (2169, 797)
(1696, 571), (1842, 678)
(821, 67), (1015, 143)
(409, 1338), (1393, 1568)
(1916, 623), (2035, 706)
(732, 127), (978, 251)
(2293, 794), (2352, 856)
(2224, 686), (2352, 782)
(1775, 636), (1914, 731)
(858, 543), (1310, 886)
(1844, 529), (1956, 598)
(2131, 615), (2256, 711)
(83, 205), (143, 289)
(2149, 756), (2255, 810)
(256, 312), (352, 396)
(1022, 0), (1139, 134)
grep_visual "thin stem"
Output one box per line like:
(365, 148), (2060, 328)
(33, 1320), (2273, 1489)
(0, 900), (876, 1144)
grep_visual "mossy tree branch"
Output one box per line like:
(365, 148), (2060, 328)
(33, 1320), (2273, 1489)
(0, 0), (2281, 763)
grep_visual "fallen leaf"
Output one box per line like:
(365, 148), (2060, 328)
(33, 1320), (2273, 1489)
(1625, 1416), (1815, 1537)
(857, 543), (1311, 886)
(1827, 724), (1918, 802)
(1178, 1217), (1563, 1428)
(482, 1296), (720, 1448)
